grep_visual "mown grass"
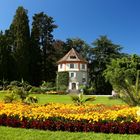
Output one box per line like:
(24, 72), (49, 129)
(0, 91), (125, 105)
(31, 94), (125, 105)
(0, 126), (140, 140)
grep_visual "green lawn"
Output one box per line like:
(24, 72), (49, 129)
(0, 91), (125, 105)
(31, 94), (125, 105)
(0, 126), (140, 140)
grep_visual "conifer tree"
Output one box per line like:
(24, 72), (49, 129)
(9, 6), (30, 82)
(0, 31), (14, 81)
(31, 12), (57, 82)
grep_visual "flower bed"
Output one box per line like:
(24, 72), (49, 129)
(0, 102), (140, 133)
(46, 91), (66, 95)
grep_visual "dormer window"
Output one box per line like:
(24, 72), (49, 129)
(70, 55), (76, 59)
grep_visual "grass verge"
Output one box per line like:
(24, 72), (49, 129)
(0, 126), (140, 140)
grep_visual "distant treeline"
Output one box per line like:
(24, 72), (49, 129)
(0, 6), (137, 94)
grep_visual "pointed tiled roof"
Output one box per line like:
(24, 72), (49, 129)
(57, 48), (88, 63)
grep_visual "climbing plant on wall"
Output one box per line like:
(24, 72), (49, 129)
(56, 72), (69, 91)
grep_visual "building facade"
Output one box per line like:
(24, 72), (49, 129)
(57, 48), (88, 91)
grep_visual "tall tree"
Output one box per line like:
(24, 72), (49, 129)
(30, 17), (42, 85)
(53, 40), (66, 61)
(104, 54), (140, 89)
(90, 35), (123, 94)
(0, 31), (15, 81)
(65, 38), (91, 60)
(9, 6), (30, 82)
(31, 12), (57, 83)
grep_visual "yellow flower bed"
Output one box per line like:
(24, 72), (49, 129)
(46, 91), (65, 94)
(0, 102), (140, 123)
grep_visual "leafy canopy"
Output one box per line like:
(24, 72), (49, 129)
(104, 55), (140, 106)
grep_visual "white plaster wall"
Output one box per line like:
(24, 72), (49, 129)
(76, 82), (79, 90)
(58, 63), (88, 72)
(66, 63), (69, 70)
(69, 82), (71, 90)
(58, 64), (66, 72)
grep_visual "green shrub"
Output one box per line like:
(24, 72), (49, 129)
(24, 96), (38, 104)
(108, 70), (140, 106)
(0, 80), (9, 90)
(41, 81), (54, 88)
(44, 87), (56, 91)
(70, 93), (96, 105)
(6, 86), (29, 102)
(118, 70), (140, 106)
(82, 86), (94, 95)
(3, 86), (38, 104)
(30, 87), (42, 93)
(3, 90), (18, 103)
(40, 81), (56, 92)
(9, 80), (32, 91)
(10, 81), (21, 87)
(58, 85), (67, 91)
(15, 87), (29, 102)
(108, 94), (120, 100)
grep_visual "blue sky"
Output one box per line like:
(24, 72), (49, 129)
(0, 0), (140, 54)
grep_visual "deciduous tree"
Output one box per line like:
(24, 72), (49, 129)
(90, 36), (123, 94)
(104, 55), (140, 106)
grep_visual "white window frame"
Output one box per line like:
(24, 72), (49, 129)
(70, 72), (76, 78)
